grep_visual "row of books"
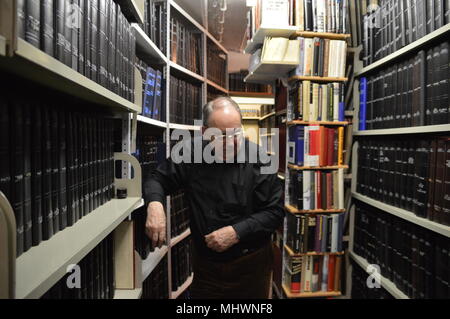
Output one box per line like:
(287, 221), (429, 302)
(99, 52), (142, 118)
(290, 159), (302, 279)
(246, 0), (348, 43)
(134, 134), (165, 181)
(362, 0), (450, 67)
(260, 105), (276, 117)
(287, 81), (346, 122)
(359, 41), (450, 130)
(141, 0), (167, 54)
(0, 100), (115, 256)
(288, 38), (347, 78)
(357, 137), (450, 226)
(229, 71), (272, 93)
(135, 59), (164, 121)
(41, 234), (115, 299)
(170, 14), (203, 75)
(284, 253), (343, 293)
(286, 212), (344, 253)
(351, 262), (394, 299)
(18, 0), (136, 102)
(171, 238), (193, 292)
(287, 169), (344, 211)
(287, 125), (345, 167)
(169, 76), (202, 125)
(257, 37), (300, 64)
(207, 42), (227, 88)
(353, 201), (450, 299)
(170, 190), (190, 239)
(142, 256), (169, 299)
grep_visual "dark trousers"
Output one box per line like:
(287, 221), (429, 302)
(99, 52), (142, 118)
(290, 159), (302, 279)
(190, 243), (274, 299)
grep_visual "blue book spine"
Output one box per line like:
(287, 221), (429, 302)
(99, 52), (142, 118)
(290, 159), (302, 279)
(359, 77), (367, 130)
(338, 84), (345, 121)
(143, 67), (156, 118)
(295, 126), (305, 166)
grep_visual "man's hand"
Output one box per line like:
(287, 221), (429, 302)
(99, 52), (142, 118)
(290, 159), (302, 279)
(145, 201), (166, 248)
(205, 226), (239, 253)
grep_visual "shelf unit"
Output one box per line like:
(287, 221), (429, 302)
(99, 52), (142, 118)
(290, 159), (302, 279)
(229, 91), (274, 98)
(141, 246), (169, 282)
(288, 76), (348, 83)
(294, 31), (351, 40)
(355, 23), (450, 77)
(170, 274), (193, 299)
(349, 251), (409, 299)
(285, 205), (345, 214)
(245, 61), (298, 84)
(353, 124), (450, 136)
(119, 0), (145, 25)
(0, 38), (140, 114)
(133, 23), (167, 64)
(288, 120), (349, 126)
(284, 245), (344, 257)
(288, 164), (349, 171)
(244, 25), (298, 55)
(348, 22), (450, 300)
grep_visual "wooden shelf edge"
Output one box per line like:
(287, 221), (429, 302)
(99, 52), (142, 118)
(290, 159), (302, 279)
(288, 164), (349, 170)
(133, 24), (167, 64)
(288, 120), (349, 126)
(206, 79), (228, 94)
(229, 91), (274, 98)
(288, 76), (348, 82)
(259, 112), (276, 121)
(285, 205), (345, 214)
(282, 284), (341, 298)
(284, 245), (345, 256)
(169, 61), (205, 83)
(294, 31), (351, 40)
(352, 192), (450, 238)
(349, 251), (409, 299)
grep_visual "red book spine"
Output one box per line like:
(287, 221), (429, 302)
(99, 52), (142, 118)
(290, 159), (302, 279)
(319, 126), (327, 166)
(327, 128), (334, 166)
(309, 126), (320, 161)
(327, 255), (336, 291)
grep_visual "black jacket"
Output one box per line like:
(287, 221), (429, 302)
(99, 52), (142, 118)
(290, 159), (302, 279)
(144, 138), (284, 261)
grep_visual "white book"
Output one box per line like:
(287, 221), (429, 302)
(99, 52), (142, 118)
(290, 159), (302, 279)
(321, 255), (329, 291)
(303, 256), (313, 292)
(340, 41), (347, 77)
(330, 214), (339, 252)
(302, 80), (310, 121)
(333, 82), (340, 121)
(295, 0), (305, 30)
(311, 83), (319, 121)
(327, 40), (334, 77)
(317, 0), (326, 32)
(326, 0), (332, 32)
(265, 37), (290, 62)
(342, 0), (347, 33)
(331, 0), (336, 33)
(303, 170), (312, 210)
(260, 0), (290, 27)
(338, 168), (344, 209)
(300, 255), (308, 292)
(303, 38), (313, 76)
(283, 39), (300, 63)
(312, 0), (317, 32)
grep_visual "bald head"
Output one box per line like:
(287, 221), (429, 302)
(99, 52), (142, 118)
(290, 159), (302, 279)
(202, 97), (242, 130)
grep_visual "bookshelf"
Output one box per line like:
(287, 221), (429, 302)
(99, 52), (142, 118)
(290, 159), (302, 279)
(288, 164), (349, 170)
(119, 0), (145, 25)
(206, 79), (228, 94)
(284, 245), (344, 257)
(1, 38), (140, 114)
(355, 23), (450, 77)
(281, 284), (341, 298)
(294, 31), (351, 40)
(170, 274), (193, 299)
(259, 112), (276, 121)
(285, 205), (345, 214)
(288, 120), (349, 126)
(244, 25), (298, 55)
(288, 76), (348, 83)
(142, 246), (169, 282)
(348, 251), (409, 300)
(244, 61), (298, 84)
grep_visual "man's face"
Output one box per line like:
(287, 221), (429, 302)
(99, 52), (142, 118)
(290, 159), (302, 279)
(207, 106), (243, 161)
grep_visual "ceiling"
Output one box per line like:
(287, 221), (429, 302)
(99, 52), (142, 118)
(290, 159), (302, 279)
(173, 0), (249, 53)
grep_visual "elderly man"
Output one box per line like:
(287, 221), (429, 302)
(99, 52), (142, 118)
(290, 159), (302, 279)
(144, 96), (284, 299)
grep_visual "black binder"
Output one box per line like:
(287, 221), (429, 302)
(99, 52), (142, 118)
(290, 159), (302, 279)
(17, 0), (26, 39)
(40, 0), (54, 56)
(23, 104), (32, 252)
(41, 106), (54, 241)
(55, 0), (66, 63)
(25, 0), (40, 48)
(51, 108), (61, 234)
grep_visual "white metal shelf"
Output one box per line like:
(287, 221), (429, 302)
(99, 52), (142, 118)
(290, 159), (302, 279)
(230, 96), (275, 105)
(352, 192), (450, 238)
(121, 0), (144, 25)
(0, 34), (6, 56)
(133, 24), (167, 64)
(169, 61), (205, 83)
(169, 0), (228, 55)
(170, 228), (191, 248)
(244, 61), (297, 84)
(349, 251), (409, 299)
(354, 124), (450, 136)
(206, 79), (228, 94)
(244, 26), (298, 55)
(137, 115), (167, 129)
(113, 287), (143, 299)
(16, 197), (143, 299)
(4, 39), (140, 114)
(168, 123), (201, 131)
(170, 274), (193, 299)
(355, 24), (450, 77)
(141, 245), (169, 281)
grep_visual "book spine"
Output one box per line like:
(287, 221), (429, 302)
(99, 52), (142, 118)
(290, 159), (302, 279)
(40, 0), (54, 56)
(25, 0), (41, 48)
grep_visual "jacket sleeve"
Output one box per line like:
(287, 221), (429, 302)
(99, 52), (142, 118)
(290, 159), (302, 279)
(143, 157), (188, 205)
(232, 169), (285, 241)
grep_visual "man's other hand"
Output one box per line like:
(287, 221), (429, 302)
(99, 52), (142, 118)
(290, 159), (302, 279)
(145, 201), (166, 248)
(205, 226), (239, 253)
